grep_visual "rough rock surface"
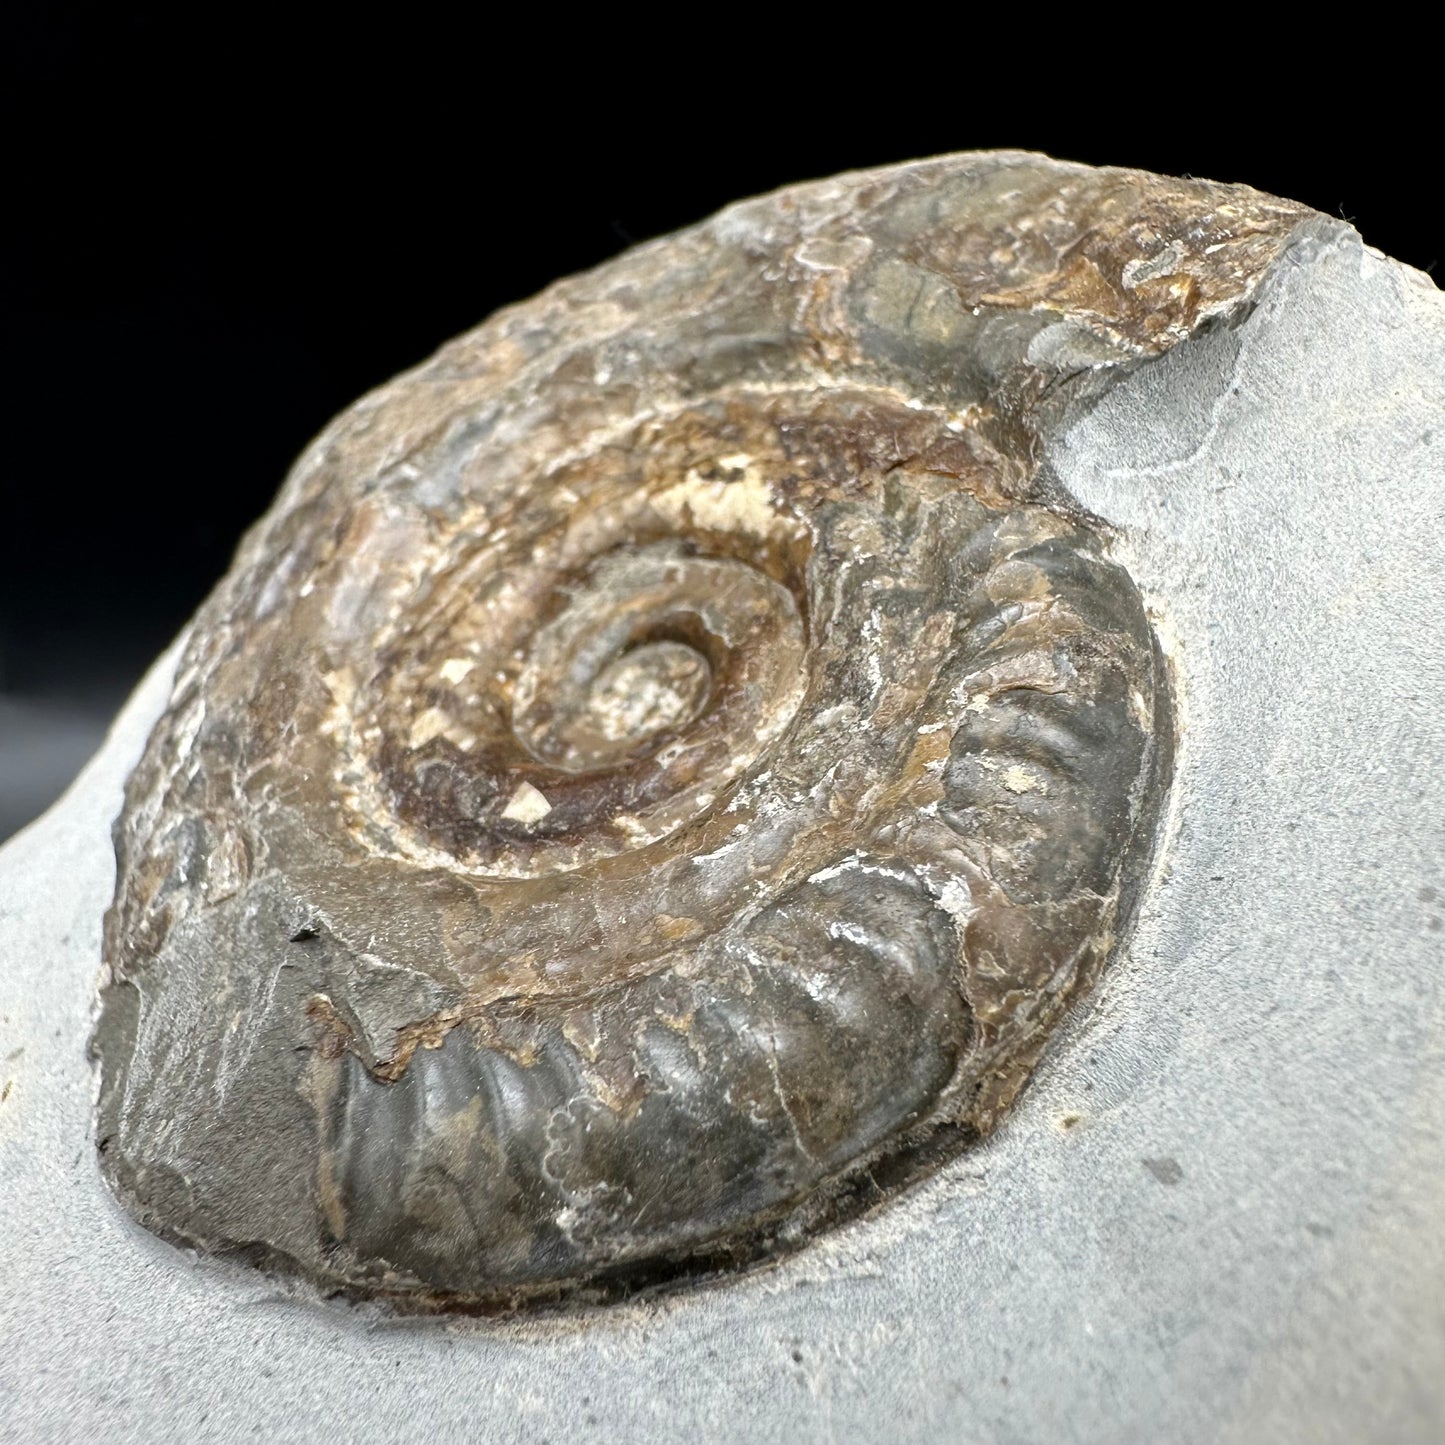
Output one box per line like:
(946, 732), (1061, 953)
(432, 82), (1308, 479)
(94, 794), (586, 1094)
(1, 153), (1442, 1442)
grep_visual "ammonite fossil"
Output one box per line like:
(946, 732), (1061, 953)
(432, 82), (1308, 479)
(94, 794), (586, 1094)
(94, 153), (1304, 1310)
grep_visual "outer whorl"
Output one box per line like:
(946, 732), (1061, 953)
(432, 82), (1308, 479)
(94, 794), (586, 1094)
(94, 153), (1305, 1310)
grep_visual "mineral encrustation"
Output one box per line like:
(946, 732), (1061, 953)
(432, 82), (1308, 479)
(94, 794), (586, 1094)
(94, 153), (1306, 1309)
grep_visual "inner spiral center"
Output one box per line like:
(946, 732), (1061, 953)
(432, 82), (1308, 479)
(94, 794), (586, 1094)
(586, 641), (712, 746)
(518, 632), (715, 774)
(378, 542), (808, 874)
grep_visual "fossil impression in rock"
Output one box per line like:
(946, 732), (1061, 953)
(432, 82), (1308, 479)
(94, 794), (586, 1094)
(94, 153), (1302, 1310)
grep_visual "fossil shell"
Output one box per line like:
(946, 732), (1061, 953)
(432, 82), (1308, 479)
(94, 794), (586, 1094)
(93, 153), (1303, 1310)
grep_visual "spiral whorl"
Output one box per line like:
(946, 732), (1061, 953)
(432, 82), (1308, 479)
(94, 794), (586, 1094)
(94, 152), (1309, 1309)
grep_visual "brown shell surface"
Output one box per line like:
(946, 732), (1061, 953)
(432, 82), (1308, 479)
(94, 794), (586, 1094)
(93, 152), (1307, 1309)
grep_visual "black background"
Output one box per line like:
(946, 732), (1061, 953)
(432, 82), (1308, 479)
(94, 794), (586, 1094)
(0, 11), (1429, 834)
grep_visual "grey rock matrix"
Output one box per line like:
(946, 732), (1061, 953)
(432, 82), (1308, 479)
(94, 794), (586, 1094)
(0, 153), (1441, 1442)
